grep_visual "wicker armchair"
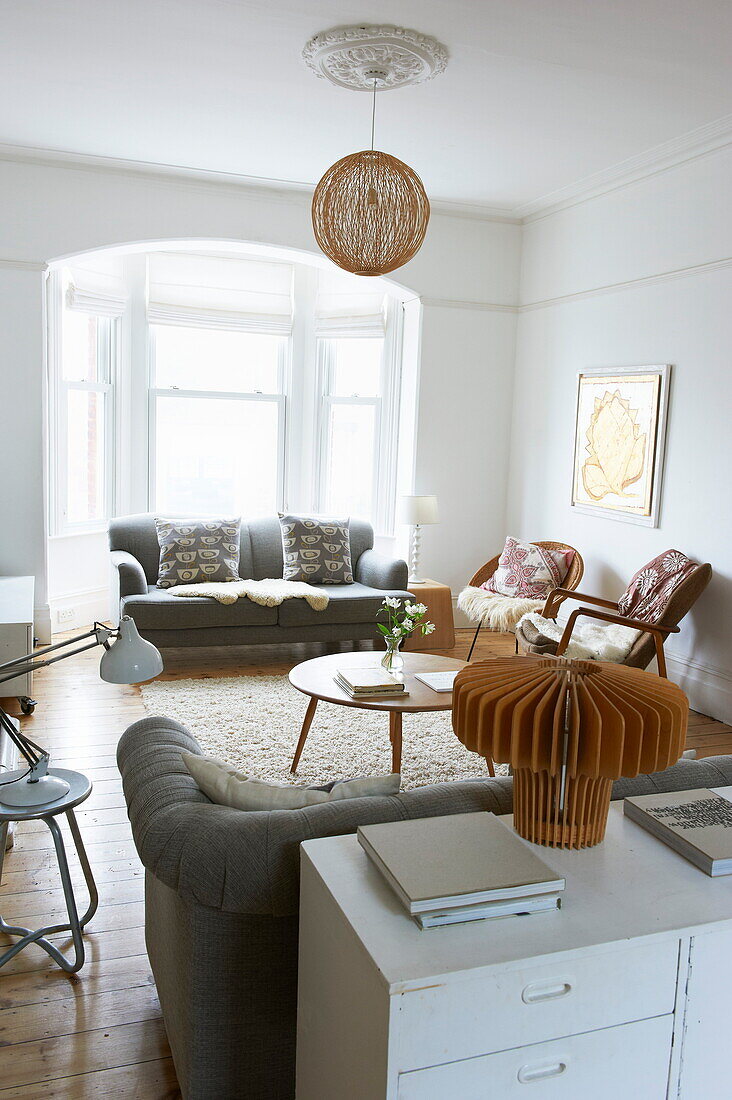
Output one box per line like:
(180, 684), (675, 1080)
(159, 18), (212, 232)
(463, 542), (585, 660)
(516, 560), (712, 678)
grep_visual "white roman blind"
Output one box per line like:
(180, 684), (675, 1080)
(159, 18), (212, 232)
(65, 262), (127, 317)
(315, 268), (386, 337)
(147, 253), (294, 333)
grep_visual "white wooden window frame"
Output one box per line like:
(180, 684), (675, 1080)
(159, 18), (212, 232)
(314, 299), (403, 536)
(147, 324), (289, 515)
(48, 274), (119, 537)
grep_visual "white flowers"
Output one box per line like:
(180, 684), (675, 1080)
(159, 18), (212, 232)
(377, 596), (435, 646)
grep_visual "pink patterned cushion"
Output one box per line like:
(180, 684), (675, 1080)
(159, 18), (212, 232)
(481, 537), (574, 600)
(617, 550), (697, 625)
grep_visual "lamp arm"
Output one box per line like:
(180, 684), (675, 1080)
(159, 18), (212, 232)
(0, 706), (42, 771)
(0, 623), (114, 689)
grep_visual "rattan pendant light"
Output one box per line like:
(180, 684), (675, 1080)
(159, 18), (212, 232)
(312, 143), (429, 276)
(304, 26), (447, 277)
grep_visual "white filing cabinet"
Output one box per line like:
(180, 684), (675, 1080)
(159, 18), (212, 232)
(0, 576), (35, 709)
(297, 791), (732, 1099)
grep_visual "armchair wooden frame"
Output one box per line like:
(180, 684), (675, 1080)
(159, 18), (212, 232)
(465, 543), (584, 660)
(542, 588), (680, 678)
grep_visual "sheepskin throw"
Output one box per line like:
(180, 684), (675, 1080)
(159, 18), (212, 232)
(458, 586), (544, 632)
(518, 612), (640, 663)
(167, 578), (329, 610)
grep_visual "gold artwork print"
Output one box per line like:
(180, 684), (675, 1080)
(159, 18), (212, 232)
(572, 370), (666, 522)
(582, 389), (646, 501)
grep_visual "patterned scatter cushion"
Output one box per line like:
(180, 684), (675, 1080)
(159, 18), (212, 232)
(617, 549), (697, 625)
(481, 537), (574, 600)
(155, 517), (241, 588)
(279, 514), (353, 584)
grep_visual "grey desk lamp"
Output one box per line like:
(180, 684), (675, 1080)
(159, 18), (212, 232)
(0, 616), (163, 808)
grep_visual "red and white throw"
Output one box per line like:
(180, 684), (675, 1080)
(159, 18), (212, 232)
(617, 550), (697, 625)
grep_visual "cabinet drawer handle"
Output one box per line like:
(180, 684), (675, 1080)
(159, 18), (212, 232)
(521, 980), (572, 1004)
(517, 1060), (567, 1084)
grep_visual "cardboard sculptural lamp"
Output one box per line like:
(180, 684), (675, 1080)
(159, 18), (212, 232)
(452, 657), (688, 849)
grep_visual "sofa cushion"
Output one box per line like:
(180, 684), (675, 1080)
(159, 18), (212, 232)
(482, 536), (574, 600)
(279, 514), (354, 584)
(121, 586), (278, 630)
(182, 753), (400, 810)
(155, 517), (241, 588)
(277, 582), (412, 627)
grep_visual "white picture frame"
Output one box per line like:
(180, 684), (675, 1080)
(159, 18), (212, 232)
(571, 365), (671, 528)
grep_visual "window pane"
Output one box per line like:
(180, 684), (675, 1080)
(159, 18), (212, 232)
(62, 311), (103, 382)
(66, 389), (105, 523)
(153, 326), (282, 393)
(328, 338), (382, 397)
(323, 403), (375, 518)
(155, 396), (280, 517)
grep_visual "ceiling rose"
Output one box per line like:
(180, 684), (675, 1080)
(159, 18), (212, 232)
(302, 25), (448, 91)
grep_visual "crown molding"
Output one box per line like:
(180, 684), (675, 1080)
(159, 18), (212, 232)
(428, 198), (520, 224)
(0, 112), (729, 230)
(0, 142), (519, 225)
(517, 113), (732, 223)
(0, 257), (47, 271)
(0, 142), (317, 206)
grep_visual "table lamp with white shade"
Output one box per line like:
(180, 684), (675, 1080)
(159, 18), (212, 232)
(400, 494), (439, 584)
(0, 616), (163, 809)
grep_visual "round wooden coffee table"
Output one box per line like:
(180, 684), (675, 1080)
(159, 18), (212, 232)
(288, 651), (468, 775)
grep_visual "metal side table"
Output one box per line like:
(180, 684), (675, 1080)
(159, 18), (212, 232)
(0, 768), (99, 973)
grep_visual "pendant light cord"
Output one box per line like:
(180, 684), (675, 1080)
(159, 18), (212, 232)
(370, 78), (377, 150)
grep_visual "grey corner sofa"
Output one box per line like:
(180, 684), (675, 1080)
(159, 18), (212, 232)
(108, 513), (411, 648)
(117, 715), (732, 1100)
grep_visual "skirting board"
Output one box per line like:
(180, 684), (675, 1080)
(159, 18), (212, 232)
(49, 586), (111, 635)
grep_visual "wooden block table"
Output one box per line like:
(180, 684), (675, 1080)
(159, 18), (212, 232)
(402, 579), (455, 650)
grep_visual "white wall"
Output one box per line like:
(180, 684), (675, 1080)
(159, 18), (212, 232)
(509, 148), (732, 720)
(0, 152), (521, 638)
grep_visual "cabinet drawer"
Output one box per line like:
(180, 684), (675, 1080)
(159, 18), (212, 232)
(397, 1013), (673, 1099)
(396, 939), (678, 1071)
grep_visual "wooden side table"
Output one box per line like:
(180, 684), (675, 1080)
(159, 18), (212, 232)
(402, 579), (455, 650)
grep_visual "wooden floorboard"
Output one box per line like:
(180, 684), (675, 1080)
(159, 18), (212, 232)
(0, 627), (729, 1097)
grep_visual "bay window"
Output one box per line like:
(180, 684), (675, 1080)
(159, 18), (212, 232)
(50, 249), (406, 539)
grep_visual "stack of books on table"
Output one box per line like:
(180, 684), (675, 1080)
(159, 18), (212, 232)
(358, 812), (565, 929)
(334, 667), (408, 699)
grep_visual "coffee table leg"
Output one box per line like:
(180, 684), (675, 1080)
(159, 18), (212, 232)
(291, 696), (318, 774)
(389, 712), (403, 774)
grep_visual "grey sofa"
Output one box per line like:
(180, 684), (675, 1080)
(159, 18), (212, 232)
(117, 715), (732, 1100)
(109, 513), (411, 648)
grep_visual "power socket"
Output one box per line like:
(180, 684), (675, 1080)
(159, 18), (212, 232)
(57, 608), (74, 624)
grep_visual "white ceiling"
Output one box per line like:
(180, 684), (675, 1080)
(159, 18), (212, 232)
(2, 0), (731, 211)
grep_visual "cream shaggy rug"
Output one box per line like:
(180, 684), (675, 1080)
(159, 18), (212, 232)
(139, 674), (506, 790)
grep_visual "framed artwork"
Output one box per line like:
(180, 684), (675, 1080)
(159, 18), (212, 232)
(571, 365), (671, 527)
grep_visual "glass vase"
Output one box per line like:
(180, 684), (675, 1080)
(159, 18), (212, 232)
(381, 636), (405, 673)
